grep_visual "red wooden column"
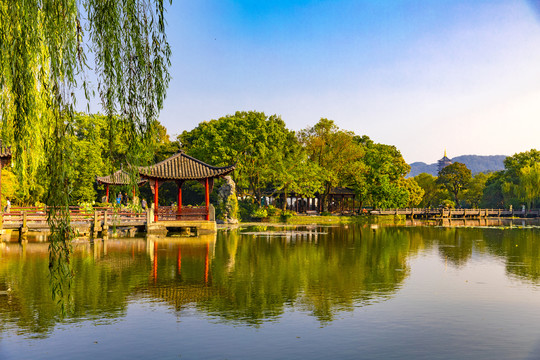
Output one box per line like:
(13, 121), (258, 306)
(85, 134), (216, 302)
(205, 178), (210, 220)
(106, 184), (110, 203)
(177, 181), (182, 219)
(154, 179), (159, 222)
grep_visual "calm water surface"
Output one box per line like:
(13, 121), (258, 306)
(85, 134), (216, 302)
(2, 223), (540, 359)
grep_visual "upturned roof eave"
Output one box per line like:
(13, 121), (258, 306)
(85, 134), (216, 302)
(96, 170), (147, 185)
(138, 164), (235, 181)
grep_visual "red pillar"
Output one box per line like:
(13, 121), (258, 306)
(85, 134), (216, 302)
(177, 181), (182, 219)
(106, 184), (110, 203)
(204, 242), (209, 283)
(205, 178), (210, 221)
(153, 241), (158, 283)
(154, 180), (159, 222)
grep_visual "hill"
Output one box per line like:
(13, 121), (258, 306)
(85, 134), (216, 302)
(408, 155), (507, 178)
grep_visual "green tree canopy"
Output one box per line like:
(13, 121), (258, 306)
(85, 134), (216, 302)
(463, 172), (490, 208)
(436, 162), (472, 207)
(353, 135), (411, 208)
(179, 111), (298, 201)
(413, 172), (451, 208)
(299, 119), (364, 210)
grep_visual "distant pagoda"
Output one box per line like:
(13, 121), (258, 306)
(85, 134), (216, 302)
(437, 150), (452, 174)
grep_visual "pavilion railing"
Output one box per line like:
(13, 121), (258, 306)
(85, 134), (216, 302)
(157, 206), (208, 221)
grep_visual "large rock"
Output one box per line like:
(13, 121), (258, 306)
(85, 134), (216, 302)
(217, 176), (239, 224)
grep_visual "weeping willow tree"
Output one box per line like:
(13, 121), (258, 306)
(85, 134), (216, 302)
(0, 1), (171, 308)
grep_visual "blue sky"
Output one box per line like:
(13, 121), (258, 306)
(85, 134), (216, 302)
(155, 0), (540, 163)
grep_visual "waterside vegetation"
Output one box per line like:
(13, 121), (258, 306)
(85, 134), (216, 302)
(1, 111), (540, 222)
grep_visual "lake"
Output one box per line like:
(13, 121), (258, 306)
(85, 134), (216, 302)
(2, 221), (540, 359)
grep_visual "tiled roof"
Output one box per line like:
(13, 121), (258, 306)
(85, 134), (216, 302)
(329, 187), (356, 195)
(96, 170), (147, 185)
(139, 151), (235, 180)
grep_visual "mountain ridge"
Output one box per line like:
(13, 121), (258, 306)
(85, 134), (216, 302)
(408, 155), (507, 178)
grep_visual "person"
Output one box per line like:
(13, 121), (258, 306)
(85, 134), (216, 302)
(117, 192), (122, 205)
(4, 198), (10, 213)
(124, 192), (129, 205)
(141, 198), (147, 210)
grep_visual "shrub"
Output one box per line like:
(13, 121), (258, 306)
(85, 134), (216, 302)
(266, 205), (281, 216)
(251, 207), (268, 218)
(440, 200), (455, 209)
(239, 197), (257, 221)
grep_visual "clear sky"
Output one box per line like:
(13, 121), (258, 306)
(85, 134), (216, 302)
(156, 0), (540, 164)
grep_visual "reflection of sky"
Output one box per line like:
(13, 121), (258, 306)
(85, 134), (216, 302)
(132, 0), (540, 164)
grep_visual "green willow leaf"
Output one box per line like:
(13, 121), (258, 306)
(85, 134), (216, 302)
(0, 0), (171, 313)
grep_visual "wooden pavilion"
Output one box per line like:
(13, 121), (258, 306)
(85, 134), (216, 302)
(138, 151), (235, 223)
(327, 187), (357, 214)
(96, 170), (147, 203)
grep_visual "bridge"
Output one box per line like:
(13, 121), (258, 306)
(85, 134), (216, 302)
(369, 208), (539, 218)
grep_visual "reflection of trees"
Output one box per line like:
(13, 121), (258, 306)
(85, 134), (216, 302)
(1, 226), (420, 334)
(483, 229), (540, 284)
(0, 241), (151, 337)
(5, 226), (540, 337)
(6, 225), (500, 336)
(436, 228), (474, 267)
(198, 226), (416, 324)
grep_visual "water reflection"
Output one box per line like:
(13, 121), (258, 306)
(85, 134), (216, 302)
(2, 224), (540, 338)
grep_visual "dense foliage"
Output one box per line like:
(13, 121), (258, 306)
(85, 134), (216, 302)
(413, 149), (540, 209)
(180, 115), (421, 212)
(1, 110), (423, 213)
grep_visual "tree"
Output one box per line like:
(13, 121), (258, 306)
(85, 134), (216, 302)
(299, 119), (364, 211)
(463, 172), (490, 208)
(481, 171), (505, 208)
(1, 1), (171, 307)
(503, 149), (540, 182)
(353, 135), (411, 208)
(436, 162), (471, 207)
(269, 145), (324, 210)
(499, 150), (540, 208)
(413, 173), (450, 208)
(401, 178), (424, 207)
(179, 111), (297, 202)
(516, 163), (540, 210)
